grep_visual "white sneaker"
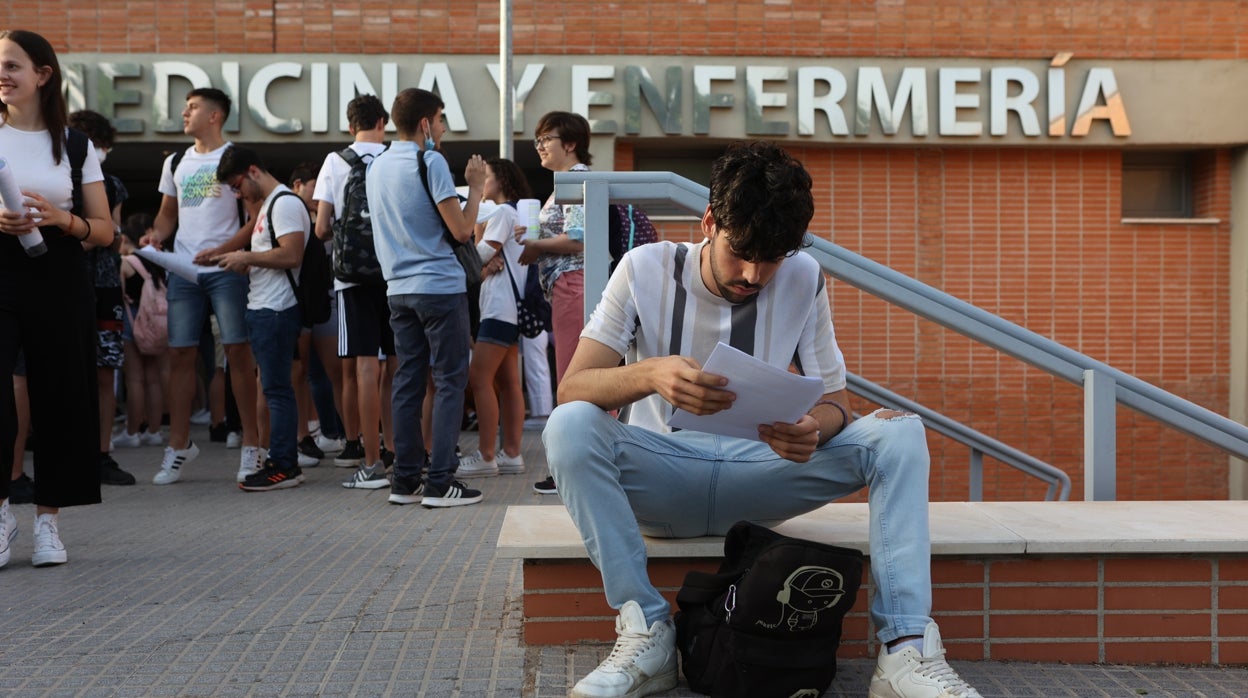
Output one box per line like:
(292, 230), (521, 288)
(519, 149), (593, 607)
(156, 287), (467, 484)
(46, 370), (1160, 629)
(140, 430), (164, 447)
(153, 442), (200, 485)
(869, 622), (983, 698)
(456, 450), (499, 478)
(0, 502), (16, 569)
(571, 600), (677, 698)
(315, 434), (345, 453)
(111, 431), (141, 449)
(226, 431), (242, 449)
(237, 446), (264, 483)
(189, 408), (211, 426)
(297, 451), (320, 467)
(32, 513), (67, 567)
(495, 450), (526, 474)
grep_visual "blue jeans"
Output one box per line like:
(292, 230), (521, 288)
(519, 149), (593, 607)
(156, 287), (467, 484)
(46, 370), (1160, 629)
(166, 271), (250, 347)
(543, 402), (934, 643)
(388, 293), (470, 488)
(246, 306), (302, 470)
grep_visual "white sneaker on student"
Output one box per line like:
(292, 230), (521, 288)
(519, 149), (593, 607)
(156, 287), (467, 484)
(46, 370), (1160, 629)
(32, 513), (67, 567)
(570, 600), (677, 698)
(869, 622), (983, 698)
(140, 430), (164, 447)
(111, 431), (141, 449)
(153, 442), (199, 485)
(495, 450), (526, 474)
(226, 431), (242, 449)
(315, 434), (345, 454)
(456, 450), (498, 478)
(237, 446), (264, 483)
(0, 502), (16, 569)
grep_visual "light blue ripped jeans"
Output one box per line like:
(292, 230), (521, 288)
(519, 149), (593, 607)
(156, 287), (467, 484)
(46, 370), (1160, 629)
(543, 401), (933, 644)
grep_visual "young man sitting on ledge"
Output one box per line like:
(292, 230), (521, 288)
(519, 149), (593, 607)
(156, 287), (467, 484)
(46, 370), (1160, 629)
(543, 141), (983, 698)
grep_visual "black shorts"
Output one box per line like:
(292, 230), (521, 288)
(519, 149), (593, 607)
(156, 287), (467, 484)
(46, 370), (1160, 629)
(337, 285), (395, 357)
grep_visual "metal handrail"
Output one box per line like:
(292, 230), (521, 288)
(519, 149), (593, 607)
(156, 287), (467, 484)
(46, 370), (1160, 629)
(555, 170), (1248, 501)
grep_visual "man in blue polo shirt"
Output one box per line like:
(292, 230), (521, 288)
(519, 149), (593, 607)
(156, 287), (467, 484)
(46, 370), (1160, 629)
(365, 87), (486, 508)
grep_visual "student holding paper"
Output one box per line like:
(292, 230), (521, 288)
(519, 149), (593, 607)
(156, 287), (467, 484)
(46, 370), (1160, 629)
(545, 142), (983, 698)
(0, 30), (114, 569)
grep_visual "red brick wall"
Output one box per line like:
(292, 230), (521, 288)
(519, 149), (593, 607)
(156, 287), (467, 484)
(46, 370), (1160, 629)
(525, 554), (1248, 664)
(10, 1), (1239, 500)
(13, 1), (1248, 59)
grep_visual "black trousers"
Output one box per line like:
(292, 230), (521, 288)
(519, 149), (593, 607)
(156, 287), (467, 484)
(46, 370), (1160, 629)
(0, 232), (101, 507)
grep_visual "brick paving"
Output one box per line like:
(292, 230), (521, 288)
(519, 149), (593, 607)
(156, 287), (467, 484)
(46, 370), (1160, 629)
(1, 425), (1244, 697)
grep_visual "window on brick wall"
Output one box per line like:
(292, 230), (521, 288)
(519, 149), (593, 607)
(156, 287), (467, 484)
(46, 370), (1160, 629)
(1122, 152), (1194, 218)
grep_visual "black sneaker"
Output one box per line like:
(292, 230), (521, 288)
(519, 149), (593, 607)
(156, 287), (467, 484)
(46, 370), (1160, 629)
(380, 446), (395, 469)
(209, 421), (231, 443)
(333, 440), (364, 467)
(239, 461), (304, 491)
(9, 473), (34, 504)
(298, 435), (325, 460)
(388, 475), (424, 505)
(533, 475), (557, 495)
(421, 479), (483, 508)
(100, 453), (137, 486)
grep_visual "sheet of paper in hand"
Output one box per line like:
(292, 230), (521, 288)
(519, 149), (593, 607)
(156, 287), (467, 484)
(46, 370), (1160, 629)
(667, 341), (824, 441)
(135, 245), (202, 283)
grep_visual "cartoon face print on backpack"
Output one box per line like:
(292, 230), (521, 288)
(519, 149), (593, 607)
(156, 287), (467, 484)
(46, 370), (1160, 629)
(764, 565), (847, 633)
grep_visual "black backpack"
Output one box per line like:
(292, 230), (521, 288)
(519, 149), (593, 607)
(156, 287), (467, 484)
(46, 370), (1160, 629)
(266, 190), (331, 328)
(674, 520), (864, 698)
(331, 146), (387, 285)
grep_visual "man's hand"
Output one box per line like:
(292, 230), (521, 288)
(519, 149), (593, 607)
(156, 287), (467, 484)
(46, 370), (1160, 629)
(463, 155), (486, 189)
(194, 246), (223, 266)
(215, 250), (250, 274)
(758, 414), (822, 463)
(650, 356), (735, 416)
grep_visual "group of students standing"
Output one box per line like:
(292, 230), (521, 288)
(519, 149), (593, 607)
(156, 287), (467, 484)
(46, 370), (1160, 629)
(0, 27), (598, 570)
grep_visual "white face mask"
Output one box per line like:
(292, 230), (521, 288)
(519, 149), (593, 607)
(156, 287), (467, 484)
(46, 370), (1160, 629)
(94, 146), (108, 164)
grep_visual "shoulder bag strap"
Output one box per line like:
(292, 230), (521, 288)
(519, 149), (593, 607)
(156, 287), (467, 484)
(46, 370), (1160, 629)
(415, 148), (457, 247)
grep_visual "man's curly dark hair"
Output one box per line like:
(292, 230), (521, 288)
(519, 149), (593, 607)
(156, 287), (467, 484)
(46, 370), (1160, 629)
(708, 142), (814, 262)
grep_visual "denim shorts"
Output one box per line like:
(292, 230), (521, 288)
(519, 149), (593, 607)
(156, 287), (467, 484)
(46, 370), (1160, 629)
(476, 318), (519, 347)
(165, 271), (249, 347)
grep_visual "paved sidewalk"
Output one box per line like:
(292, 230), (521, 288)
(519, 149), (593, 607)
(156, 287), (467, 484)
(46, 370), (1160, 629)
(1, 427), (1245, 697)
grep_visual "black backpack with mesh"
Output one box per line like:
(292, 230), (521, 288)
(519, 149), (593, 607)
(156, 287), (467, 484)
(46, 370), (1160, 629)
(331, 146), (386, 285)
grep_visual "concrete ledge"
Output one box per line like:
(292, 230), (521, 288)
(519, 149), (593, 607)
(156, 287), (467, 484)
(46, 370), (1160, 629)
(498, 500), (1248, 559)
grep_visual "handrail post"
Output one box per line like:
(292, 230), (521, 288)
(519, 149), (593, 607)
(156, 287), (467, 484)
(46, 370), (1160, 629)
(969, 450), (984, 501)
(1084, 368), (1117, 501)
(582, 179), (610, 326)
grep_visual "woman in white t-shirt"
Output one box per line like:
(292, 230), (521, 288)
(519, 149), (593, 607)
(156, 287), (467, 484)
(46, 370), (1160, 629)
(0, 30), (115, 569)
(457, 158), (532, 478)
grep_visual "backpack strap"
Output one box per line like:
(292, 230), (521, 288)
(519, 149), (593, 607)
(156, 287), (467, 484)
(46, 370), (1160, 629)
(627, 204), (636, 250)
(66, 128), (89, 216)
(265, 190), (307, 296)
(337, 147), (361, 167)
(169, 147), (185, 176)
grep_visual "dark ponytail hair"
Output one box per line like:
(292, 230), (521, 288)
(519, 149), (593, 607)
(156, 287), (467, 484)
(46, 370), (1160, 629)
(0, 30), (68, 164)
